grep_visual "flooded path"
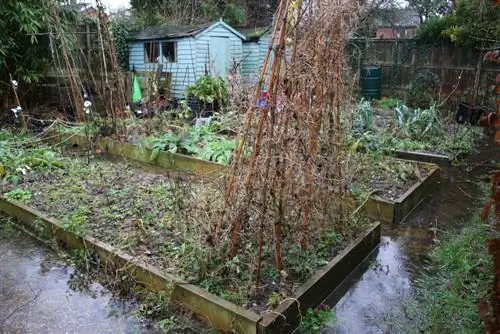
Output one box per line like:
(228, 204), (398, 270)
(0, 219), (158, 334)
(323, 140), (500, 333)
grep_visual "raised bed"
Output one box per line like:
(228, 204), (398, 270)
(0, 196), (381, 333)
(49, 132), (226, 177)
(393, 150), (460, 167)
(355, 102), (483, 166)
(361, 162), (440, 224)
(49, 132), (439, 225)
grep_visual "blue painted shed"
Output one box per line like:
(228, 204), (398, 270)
(239, 28), (272, 85)
(129, 20), (246, 98)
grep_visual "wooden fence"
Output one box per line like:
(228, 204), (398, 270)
(347, 38), (500, 109)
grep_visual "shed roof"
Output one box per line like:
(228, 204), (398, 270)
(237, 27), (271, 41)
(131, 20), (246, 41)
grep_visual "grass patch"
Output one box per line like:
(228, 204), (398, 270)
(387, 213), (493, 333)
(377, 97), (402, 110)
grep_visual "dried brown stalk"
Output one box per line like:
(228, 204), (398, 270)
(217, 0), (362, 287)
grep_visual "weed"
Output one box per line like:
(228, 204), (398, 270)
(377, 97), (401, 110)
(4, 188), (32, 203)
(63, 207), (89, 236)
(0, 130), (67, 183)
(0, 216), (20, 239)
(300, 307), (335, 333)
(33, 217), (50, 240)
(284, 245), (326, 281)
(316, 231), (343, 258)
(267, 292), (282, 309)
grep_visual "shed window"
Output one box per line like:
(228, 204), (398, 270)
(161, 42), (176, 62)
(144, 41), (177, 63)
(144, 42), (159, 63)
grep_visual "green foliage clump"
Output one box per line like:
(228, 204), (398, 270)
(300, 307), (335, 333)
(377, 97), (402, 110)
(148, 124), (236, 164)
(4, 188), (32, 203)
(407, 70), (439, 109)
(393, 103), (443, 139)
(416, 0), (500, 48)
(186, 75), (229, 106)
(348, 99), (481, 156)
(0, 1), (51, 88)
(110, 17), (132, 71)
(63, 207), (89, 236)
(416, 16), (453, 45)
(0, 130), (67, 184)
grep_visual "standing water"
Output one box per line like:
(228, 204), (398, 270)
(322, 140), (499, 333)
(0, 218), (159, 333)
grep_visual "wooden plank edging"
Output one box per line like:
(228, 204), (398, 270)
(50, 132), (226, 177)
(0, 197), (381, 333)
(0, 197), (257, 333)
(394, 150), (458, 167)
(258, 222), (381, 333)
(363, 163), (440, 224)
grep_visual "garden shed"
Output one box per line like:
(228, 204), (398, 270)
(129, 19), (246, 98)
(238, 27), (271, 84)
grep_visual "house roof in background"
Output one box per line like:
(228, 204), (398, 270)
(374, 8), (420, 27)
(131, 20), (246, 41)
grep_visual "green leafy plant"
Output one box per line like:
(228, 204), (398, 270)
(0, 131), (67, 183)
(377, 97), (401, 110)
(300, 307), (335, 333)
(393, 103), (444, 139)
(316, 231), (343, 258)
(199, 138), (236, 164)
(4, 188), (32, 203)
(186, 75), (228, 105)
(110, 16), (132, 71)
(416, 0), (500, 49)
(148, 125), (236, 164)
(355, 98), (374, 131)
(63, 207), (89, 236)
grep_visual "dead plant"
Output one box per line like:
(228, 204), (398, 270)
(211, 0), (363, 287)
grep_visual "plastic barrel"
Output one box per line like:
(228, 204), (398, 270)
(361, 65), (381, 100)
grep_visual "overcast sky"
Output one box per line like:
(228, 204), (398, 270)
(100, 0), (130, 11)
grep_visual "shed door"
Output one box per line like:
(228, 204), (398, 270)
(209, 37), (229, 77)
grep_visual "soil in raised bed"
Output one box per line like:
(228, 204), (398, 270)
(346, 154), (430, 202)
(2, 155), (369, 315)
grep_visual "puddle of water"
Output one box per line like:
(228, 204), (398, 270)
(321, 140), (500, 333)
(0, 223), (158, 334)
